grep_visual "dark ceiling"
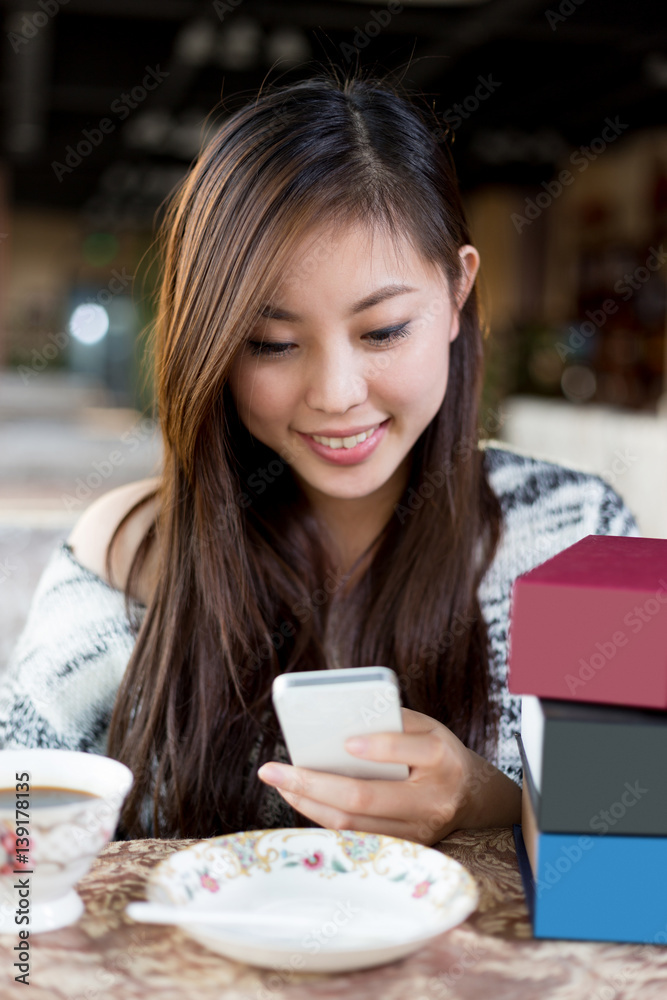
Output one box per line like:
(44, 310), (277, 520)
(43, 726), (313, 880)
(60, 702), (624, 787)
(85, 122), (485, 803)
(2, 0), (666, 229)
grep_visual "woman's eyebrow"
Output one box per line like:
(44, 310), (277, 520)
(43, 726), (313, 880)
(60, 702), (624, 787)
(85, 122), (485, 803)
(258, 283), (419, 323)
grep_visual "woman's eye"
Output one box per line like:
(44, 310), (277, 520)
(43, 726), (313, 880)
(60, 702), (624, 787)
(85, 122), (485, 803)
(245, 323), (412, 358)
(365, 322), (412, 347)
(245, 339), (293, 358)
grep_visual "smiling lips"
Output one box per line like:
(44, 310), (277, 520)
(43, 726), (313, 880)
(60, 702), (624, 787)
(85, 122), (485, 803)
(297, 419), (390, 465)
(308, 423), (383, 450)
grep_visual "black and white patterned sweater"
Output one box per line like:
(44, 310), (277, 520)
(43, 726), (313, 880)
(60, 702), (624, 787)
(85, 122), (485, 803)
(0, 444), (640, 831)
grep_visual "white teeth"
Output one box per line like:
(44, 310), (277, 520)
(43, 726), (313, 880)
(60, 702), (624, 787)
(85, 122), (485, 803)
(311, 424), (380, 449)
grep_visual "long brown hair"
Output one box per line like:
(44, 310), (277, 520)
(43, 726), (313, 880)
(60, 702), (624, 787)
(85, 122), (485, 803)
(107, 68), (504, 839)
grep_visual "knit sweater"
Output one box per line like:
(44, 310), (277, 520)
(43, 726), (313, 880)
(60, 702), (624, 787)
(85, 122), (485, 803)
(0, 444), (640, 833)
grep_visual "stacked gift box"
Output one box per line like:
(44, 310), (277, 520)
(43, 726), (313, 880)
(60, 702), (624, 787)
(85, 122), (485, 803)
(507, 533), (667, 944)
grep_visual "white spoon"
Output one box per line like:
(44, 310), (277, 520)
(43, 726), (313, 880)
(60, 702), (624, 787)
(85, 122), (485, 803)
(126, 901), (426, 940)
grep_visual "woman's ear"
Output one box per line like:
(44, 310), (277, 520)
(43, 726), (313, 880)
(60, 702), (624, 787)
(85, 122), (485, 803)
(449, 244), (481, 343)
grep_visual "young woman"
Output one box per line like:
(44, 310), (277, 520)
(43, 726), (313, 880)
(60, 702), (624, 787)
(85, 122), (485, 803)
(0, 72), (639, 843)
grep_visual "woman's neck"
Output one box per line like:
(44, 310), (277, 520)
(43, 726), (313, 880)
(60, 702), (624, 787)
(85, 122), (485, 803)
(296, 453), (412, 582)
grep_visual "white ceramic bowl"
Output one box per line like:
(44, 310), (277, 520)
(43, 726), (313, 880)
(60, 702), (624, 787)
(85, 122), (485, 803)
(143, 827), (479, 972)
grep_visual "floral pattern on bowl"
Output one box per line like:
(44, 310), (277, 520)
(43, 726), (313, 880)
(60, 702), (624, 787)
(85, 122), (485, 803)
(141, 827), (480, 973)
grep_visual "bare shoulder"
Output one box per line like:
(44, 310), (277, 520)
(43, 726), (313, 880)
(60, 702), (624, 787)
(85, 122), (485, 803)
(67, 477), (161, 603)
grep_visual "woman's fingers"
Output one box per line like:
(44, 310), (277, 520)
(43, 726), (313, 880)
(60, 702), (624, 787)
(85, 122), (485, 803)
(256, 711), (469, 843)
(399, 706), (440, 733)
(258, 762), (419, 821)
(275, 786), (417, 840)
(345, 727), (460, 773)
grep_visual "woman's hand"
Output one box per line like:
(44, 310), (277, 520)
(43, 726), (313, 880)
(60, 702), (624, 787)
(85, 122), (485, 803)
(257, 707), (521, 845)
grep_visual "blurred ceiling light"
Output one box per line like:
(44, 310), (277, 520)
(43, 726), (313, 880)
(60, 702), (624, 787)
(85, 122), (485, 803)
(97, 162), (186, 198)
(265, 26), (312, 67)
(125, 109), (208, 158)
(100, 162), (143, 194)
(4, 8), (49, 157)
(216, 17), (263, 70)
(561, 364), (596, 403)
(123, 110), (172, 150)
(6, 122), (42, 155)
(168, 111), (208, 158)
(470, 128), (568, 164)
(174, 18), (215, 66)
(69, 304), (110, 346)
(644, 52), (667, 88)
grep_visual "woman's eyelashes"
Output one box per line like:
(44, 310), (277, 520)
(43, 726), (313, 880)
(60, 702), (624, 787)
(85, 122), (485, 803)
(245, 322), (413, 359)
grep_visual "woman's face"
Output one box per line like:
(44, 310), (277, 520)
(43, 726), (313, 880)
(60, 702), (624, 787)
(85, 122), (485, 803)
(227, 221), (480, 508)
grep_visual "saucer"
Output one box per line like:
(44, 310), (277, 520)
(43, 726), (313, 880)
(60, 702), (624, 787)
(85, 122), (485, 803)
(143, 827), (479, 972)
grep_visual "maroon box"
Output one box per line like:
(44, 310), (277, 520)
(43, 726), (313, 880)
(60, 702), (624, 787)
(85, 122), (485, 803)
(507, 534), (667, 708)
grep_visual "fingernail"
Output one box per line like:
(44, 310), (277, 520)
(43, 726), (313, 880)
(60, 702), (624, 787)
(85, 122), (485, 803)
(345, 737), (368, 754)
(257, 764), (286, 786)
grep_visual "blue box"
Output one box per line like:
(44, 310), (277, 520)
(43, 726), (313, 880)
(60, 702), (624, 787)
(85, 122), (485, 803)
(515, 824), (667, 943)
(515, 734), (667, 944)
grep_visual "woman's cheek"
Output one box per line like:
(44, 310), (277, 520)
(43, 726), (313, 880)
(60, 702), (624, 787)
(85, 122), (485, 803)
(232, 367), (296, 437)
(380, 341), (449, 414)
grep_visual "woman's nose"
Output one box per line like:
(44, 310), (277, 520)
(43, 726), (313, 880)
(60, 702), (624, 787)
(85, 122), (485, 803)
(303, 345), (369, 413)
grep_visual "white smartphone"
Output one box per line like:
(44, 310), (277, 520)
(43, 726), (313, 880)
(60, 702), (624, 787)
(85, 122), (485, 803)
(271, 665), (409, 780)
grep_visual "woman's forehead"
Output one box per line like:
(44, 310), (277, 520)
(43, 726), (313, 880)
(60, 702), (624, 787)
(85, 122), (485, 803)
(272, 220), (449, 296)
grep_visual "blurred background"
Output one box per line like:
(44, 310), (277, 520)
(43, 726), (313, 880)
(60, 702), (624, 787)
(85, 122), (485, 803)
(1, 0), (666, 664)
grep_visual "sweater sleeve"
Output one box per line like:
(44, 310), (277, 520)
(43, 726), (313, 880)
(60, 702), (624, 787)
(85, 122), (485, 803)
(591, 479), (641, 537)
(480, 448), (643, 789)
(0, 542), (143, 754)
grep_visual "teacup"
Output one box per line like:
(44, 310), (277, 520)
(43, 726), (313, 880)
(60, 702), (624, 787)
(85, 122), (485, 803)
(0, 749), (133, 933)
